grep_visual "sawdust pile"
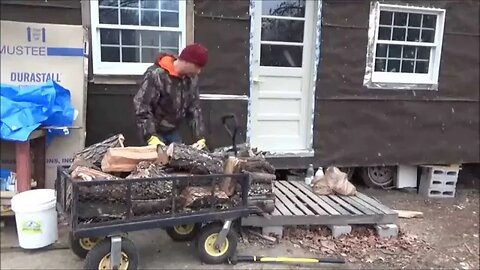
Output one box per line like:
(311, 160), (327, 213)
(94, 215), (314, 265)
(283, 226), (432, 266)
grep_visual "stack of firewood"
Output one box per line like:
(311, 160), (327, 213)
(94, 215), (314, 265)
(213, 146), (276, 213)
(66, 134), (276, 222)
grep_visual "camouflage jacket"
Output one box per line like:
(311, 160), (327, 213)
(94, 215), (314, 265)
(133, 54), (205, 143)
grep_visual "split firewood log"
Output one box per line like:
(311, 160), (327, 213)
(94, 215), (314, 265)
(69, 134), (125, 169)
(167, 143), (223, 174)
(71, 166), (120, 181)
(101, 145), (161, 173)
(219, 157), (242, 196)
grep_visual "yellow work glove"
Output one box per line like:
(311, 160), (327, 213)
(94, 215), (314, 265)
(192, 138), (206, 150)
(147, 135), (165, 147)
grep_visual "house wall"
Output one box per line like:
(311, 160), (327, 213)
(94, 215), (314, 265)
(2, 0), (477, 169)
(0, 0), (81, 25)
(314, 0), (480, 167)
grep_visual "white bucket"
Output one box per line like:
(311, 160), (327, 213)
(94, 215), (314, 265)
(11, 189), (58, 249)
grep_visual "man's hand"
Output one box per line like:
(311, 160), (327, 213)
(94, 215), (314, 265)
(148, 135), (165, 147)
(192, 138), (206, 150)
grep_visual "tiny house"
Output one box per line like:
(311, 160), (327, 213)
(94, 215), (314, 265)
(1, 0), (478, 188)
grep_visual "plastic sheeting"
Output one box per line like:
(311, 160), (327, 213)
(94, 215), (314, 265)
(0, 81), (76, 142)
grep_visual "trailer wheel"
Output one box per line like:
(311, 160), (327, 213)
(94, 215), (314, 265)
(361, 166), (396, 188)
(166, 223), (202, 242)
(84, 237), (138, 270)
(68, 231), (103, 259)
(196, 223), (238, 264)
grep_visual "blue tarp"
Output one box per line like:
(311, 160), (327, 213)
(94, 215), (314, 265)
(0, 81), (75, 142)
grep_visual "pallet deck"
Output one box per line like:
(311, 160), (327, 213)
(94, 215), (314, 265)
(242, 180), (398, 228)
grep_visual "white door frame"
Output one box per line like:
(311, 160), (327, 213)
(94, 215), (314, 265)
(246, 0), (322, 156)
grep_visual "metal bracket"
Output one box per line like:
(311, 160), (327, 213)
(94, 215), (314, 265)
(110, 236), (122, 270)
(214, 220), (232, 250)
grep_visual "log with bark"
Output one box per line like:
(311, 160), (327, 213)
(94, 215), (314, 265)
(180, 186), (229, 209)
(238, 157), (276, 174)
(167, 143), (224, 174)
(247, 172), (276, 183)
(132, 197), (184, 216)
(69, 134), (125, 170)
(249, 182), (274, 196)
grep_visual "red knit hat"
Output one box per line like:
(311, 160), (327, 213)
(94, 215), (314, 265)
(179, 43), (208, 68)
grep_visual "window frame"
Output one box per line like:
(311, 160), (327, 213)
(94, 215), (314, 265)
(90, 0), (187, 76)
(365, 3), (446, 90)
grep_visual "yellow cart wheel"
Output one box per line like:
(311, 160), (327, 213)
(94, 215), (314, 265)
(84, 237), (138, 270)
(68, 231), (103, 259)
(196, 223), (238, 264)
(166, 223), (201, 242)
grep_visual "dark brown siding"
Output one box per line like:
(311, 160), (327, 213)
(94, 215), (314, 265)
(315, 0), (480, 167)
(85, 84), (248, 149)
(193, 0), (250, 96)
(0, 0), (81, 25)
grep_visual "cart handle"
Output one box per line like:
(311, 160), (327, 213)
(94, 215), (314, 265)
(221, 114), (238, 156)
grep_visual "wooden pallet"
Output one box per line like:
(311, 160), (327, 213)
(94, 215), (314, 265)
(242, 180), (398, 237)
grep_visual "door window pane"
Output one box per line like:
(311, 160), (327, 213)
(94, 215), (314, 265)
(260, 45), (303, 67)
(261, 18), (304, 43)
(262, 0), (305, 17)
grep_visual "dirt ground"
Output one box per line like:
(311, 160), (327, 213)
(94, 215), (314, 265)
(1, 165), (478, 269)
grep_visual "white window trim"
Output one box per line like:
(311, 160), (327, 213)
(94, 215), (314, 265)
(364, 2), (446, 90)
(90, 0), (187, 76)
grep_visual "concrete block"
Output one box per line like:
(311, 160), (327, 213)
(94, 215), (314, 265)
(375, 224), (399, 239)
(262, 226), (283, 238)
(328, 225), (352, 238)
(425, 188), (456, 198)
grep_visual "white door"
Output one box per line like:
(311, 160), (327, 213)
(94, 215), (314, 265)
(250, 0), (317, 152)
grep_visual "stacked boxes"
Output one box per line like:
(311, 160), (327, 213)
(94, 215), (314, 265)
(419, 165), (460, 198)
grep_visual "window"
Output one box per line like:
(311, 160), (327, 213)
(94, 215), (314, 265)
(364, 3), (446, 89)
(90, 0), (186, 75)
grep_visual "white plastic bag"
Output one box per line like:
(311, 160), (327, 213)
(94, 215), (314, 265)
(312, 167), (356, 196)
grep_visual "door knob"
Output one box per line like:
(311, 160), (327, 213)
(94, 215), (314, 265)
(252, 77), (264, 83)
